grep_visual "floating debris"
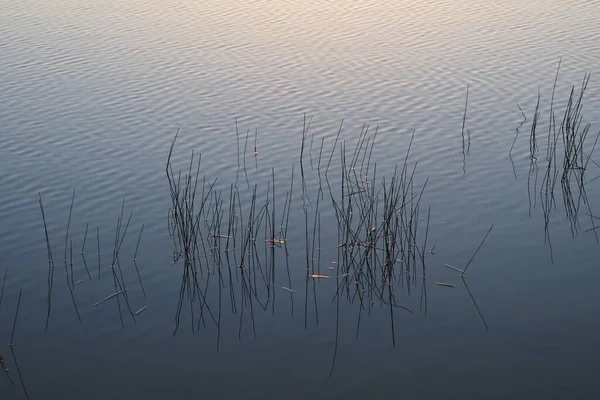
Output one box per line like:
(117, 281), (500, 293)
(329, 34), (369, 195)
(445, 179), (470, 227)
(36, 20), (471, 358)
(134, 306), (148, 315)
(93, 290), (123, 306)
(0, 354), (8, 372)
(444, 264), (466, 274)
(265, 239), (286, 244)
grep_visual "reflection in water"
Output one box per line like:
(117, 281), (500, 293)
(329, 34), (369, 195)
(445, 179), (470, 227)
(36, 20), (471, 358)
(162, 114), (559, 376)
(79, 223), (93, 282)
(17, 87), (600, 386)
(0, 265), (8, 307)
(26, 81), (600, 381)
(461, 276), (489, 331)
(38, 193), (56, 331)
(509, 103), (528, 180)
(1, 0), (600, 395)
(38, 193), (146, 330)
(442, 224), (493, 332)
(462, 225), (493, 330)
(166, 123), (434, 366)
(9, 346), (29, 399)
(4, 287), (30, 398)
(522, 67), (600, 261)
(62, 190), (82, 323)
(461, 84), (470, 175)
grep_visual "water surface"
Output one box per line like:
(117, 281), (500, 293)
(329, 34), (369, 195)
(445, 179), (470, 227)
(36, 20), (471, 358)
(1, 0), (600, 398)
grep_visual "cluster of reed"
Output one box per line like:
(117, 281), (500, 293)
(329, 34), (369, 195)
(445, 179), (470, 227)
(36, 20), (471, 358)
(326, 129), (428, 337)
(165, 115), (439, 357)
(166, 125), (300, 342)
(516, 63), (600, 260)
(0, 276), (28, 398)
(38, 192), (147, 328)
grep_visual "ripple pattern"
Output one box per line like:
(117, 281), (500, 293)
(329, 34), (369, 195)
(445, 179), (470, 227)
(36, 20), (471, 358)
(1, 1), (600, 395)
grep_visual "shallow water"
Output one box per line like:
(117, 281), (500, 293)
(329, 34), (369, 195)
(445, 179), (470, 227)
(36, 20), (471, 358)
(1, 0), (600, 398)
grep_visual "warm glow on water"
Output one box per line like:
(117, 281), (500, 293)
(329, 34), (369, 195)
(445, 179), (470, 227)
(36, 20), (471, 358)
(1, 0), (600, 398)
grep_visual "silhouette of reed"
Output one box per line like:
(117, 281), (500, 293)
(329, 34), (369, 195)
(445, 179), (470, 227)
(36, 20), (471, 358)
(38, 192), (145, 329)
(164, 119), (438, 372)
(520, 65), (600, 260)
(0, 265), (8, 308)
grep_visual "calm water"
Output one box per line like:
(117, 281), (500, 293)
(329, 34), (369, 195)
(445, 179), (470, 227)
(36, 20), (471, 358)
(1, 0), (600, 398)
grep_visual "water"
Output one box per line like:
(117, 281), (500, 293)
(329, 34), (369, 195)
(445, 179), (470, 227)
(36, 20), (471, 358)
(1, 0), (600, 398)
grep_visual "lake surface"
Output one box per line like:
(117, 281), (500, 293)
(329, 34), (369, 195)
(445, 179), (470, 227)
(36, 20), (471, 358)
(2, 0), (600, 398)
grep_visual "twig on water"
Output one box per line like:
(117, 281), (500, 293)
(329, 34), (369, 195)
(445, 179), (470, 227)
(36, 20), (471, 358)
(134, 306), (148, 316)
(93, 290), (123, 307)
(444, 264), (466, 274)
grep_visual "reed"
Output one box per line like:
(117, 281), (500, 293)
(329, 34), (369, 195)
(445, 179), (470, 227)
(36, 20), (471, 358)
(96, 226), (101, 280)
(8, 345), (29, 399)
(461, 84), (470, 173)
(462, 224), (494, 276)
(9, 287), (22, 346)
(133, 224), (147, 298)
(0, 265), (8, 308)
(16, 70), (600, 381)
(38, 193), (55, 331)
(61, 191), (82, 322)
(80, 223), (92, 280)
(461, 276), (489, 330)
(160, 115), (514, 372)
(521, 67), (600, 260)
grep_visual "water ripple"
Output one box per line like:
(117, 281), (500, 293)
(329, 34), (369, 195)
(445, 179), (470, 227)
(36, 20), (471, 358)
(1, 2), (600, 394)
